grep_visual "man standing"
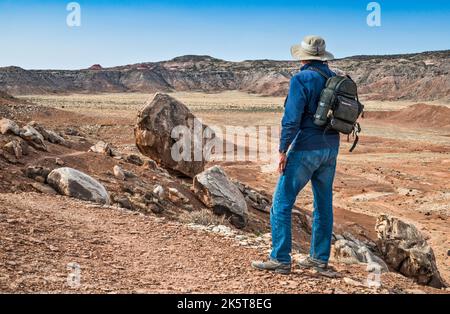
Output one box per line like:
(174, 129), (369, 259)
(252, 35), (339, 274)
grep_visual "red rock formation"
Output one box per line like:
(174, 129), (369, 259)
(88, 64), (103, 70)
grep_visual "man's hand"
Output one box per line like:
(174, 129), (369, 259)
(278, 152), (287, 174)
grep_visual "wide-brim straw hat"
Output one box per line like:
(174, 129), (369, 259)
(291, 35), (334, 61)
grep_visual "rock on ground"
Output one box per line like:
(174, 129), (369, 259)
(375, 214), (447, 288)
(20, 125), (47, 151)
(134, 93), (210, 178)
(193, 165), (248, 228)
(24, 166), (51, 183)
(124, 154), (144, 166)
(47, 167), (110, 205)
(113, 165), (126, 181)
(153, 185), (164, 199)
(143, 158), (158, 170)
(31, 182), (58, 195)
(235, 181), (271, 213)
(27, 121), (66, 145)
(45, 129), (66, 145)
(89, 141), (112, 156)
(4, 140), (23, 159)
(115, 196), (134, 210)
(332, 235), (389, 272)
(0, 118), (20, 135)
(168, 187), (189, 204)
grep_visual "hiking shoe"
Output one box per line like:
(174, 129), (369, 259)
(297, 256), (328, 271)
(251, 259), (291, 274)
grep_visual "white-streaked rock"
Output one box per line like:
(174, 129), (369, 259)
(153, 185), (164, 198)
(4, 140), (22, 159)
(20, 125), (47, 151)
(376, 214), (446, 288)
(168, 187), (189, 204)
(0, 118), (20, 135)
(47, 167), (110, 205)
(89, 141), (112, 156)
(193, 165), (248, 228)
(113, 165), (126, 181)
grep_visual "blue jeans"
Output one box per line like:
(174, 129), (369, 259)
(270, 147), (338, 265)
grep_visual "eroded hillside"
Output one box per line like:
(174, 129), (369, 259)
(1, 50), (449, 101)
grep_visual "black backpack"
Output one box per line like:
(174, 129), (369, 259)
(309, 67), (364, 152)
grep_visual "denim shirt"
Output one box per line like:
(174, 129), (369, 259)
(279, 61), (340, 152)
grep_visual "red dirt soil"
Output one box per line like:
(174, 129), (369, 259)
(1, 99), (449, 293)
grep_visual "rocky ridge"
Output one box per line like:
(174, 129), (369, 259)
(1, 50), (449, 101)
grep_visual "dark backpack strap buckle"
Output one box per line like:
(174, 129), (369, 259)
(349, 122), (361, 153)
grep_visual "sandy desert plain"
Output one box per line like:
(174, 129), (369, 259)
(0, 90), (448, 293)
(21, 91), (450, 272)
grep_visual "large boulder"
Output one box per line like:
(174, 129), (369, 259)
(375, 214), (446, 288)
(47, 167), (110, 205)
(193, 166), (248, 228)
(134, 93), (209, 178)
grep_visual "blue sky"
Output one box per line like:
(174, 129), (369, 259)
(0, 0), (449, 69)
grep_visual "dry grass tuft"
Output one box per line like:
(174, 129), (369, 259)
(180, 208), (226, 226)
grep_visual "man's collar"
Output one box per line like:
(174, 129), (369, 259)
(300, 61), (327, 71)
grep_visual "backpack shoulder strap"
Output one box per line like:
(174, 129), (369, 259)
(303, 66), (330, 116)
(308, 66), (330, 80)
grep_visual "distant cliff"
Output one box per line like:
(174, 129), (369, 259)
(0, 50), (449, 101)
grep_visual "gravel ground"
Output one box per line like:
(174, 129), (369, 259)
(0, 193), (445, 294)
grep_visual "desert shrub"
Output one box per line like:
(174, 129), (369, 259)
(180, 208), (226, 226)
